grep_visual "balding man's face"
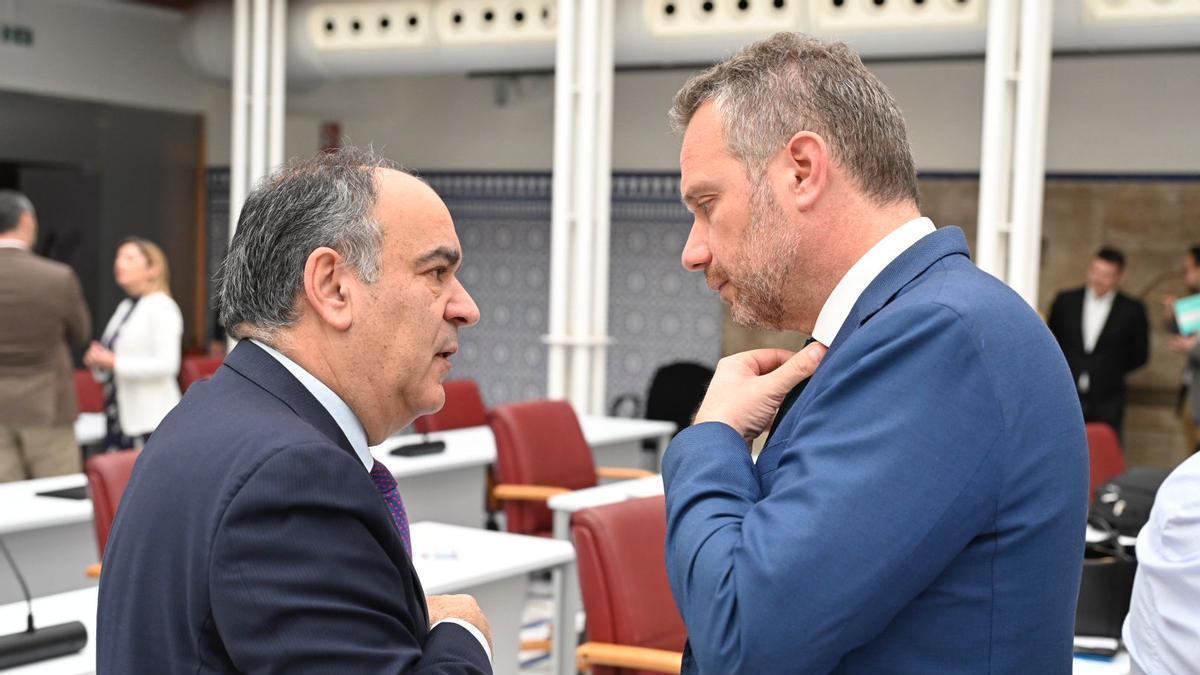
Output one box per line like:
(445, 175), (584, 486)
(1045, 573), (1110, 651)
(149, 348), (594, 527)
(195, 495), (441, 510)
(347, 170), (480, 442)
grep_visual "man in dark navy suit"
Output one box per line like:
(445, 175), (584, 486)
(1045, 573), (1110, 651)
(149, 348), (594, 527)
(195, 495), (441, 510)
(1047, 247), (1150, 436)
(97, 148), (490, 673)
(662, 33), (1087, 673)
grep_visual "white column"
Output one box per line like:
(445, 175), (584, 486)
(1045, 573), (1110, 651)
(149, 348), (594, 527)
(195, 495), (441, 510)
(975, 0), (1018, 281)
(546, 0), (577, 401)
(546, 0), (616, 415)
(268, 0), (287, 171)
(229, 0), (250, 239)
(975, 0), (1053, 307)
(1006, 0), (1054, 307)
(588, 0), (615, 415)
(229, 0), (288, 242)
(249, 0), (270, 187)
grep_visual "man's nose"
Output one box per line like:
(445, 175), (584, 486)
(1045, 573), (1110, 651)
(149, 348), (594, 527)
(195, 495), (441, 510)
(681, 222), (711, 272)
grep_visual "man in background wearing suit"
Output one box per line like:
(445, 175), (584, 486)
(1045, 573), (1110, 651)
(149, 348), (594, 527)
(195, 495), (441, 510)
(97, 149), (491, 673)
(1047, 247), (1150, 436)
(0, 190), (91, 483)
(662, 33), (1087, 673)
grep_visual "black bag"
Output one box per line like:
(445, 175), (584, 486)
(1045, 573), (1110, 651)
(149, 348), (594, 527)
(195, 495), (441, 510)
(1075, 517), (1136, 638)
(1090, 467), (1171, 538)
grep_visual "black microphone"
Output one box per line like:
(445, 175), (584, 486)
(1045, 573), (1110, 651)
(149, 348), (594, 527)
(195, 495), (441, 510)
(390, 430), (447, 457)
(0, 537), (88, 669)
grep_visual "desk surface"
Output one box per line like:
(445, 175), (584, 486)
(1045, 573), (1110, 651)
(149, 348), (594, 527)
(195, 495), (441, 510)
(371, 416), (675, 477)
(411, 521), (575, 594)
(548, 474), (664, 514)
(0, 474), (92, 535)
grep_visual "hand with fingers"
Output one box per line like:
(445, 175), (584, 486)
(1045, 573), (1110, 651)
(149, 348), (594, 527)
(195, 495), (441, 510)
(693, 341), (828, 443)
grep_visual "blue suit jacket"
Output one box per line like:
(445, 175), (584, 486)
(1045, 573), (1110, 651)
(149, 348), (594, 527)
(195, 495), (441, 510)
(97, 341), (491, 674)
(663, 227), (1088, 674)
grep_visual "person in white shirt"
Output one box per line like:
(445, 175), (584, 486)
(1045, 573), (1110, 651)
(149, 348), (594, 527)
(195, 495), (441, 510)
(1047, 247), (1150, 437)
(1122, 451), (1200, 673)
(82, 237), (182, 449)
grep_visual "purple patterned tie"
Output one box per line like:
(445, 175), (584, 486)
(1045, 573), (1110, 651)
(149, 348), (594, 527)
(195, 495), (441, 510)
(370, 460), (412, 558)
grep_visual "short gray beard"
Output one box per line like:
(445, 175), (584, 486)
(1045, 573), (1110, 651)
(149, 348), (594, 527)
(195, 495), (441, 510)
(725, 184), (801, 331)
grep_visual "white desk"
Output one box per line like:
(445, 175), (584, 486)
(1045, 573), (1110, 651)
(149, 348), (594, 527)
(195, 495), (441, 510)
(412, 522), (576, 675)
(0, 475), (96, 605)
(547, 474), (664, 539)
(578, 416), (675, 472)
(372, 427), (496, 528)
(0, 522), (576, 675)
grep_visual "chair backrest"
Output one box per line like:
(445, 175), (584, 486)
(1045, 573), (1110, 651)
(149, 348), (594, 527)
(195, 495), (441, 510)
(644, 362), (714, 436)
(572, 496), (686, 675)
(180, 355), (223, 393)
(85, 449), (141, 558)
(1086, 422), (1126, 501)
(74, 369), (105, 413)
(414, 379), (488, 433)
(488, 400), (598, 536)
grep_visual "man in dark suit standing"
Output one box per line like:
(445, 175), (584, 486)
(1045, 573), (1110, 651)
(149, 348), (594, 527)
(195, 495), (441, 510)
(0, 190), (91, 482)
(1048, 247), (1150, 436)
(97, 149), (491, 673)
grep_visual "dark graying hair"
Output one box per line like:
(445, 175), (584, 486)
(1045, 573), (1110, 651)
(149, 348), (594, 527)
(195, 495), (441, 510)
(0, 190), (35, 234)
(670, 32), (919, 207)
(217, 147), (402, 339)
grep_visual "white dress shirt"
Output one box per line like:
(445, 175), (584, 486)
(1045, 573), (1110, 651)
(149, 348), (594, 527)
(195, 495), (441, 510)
(1078, 288), (1115, 393)
(251, 339), (493, 663)
(0, 239), (29, 249)
(811, 217), (937, 347)
(1122, 452), (1200, 674)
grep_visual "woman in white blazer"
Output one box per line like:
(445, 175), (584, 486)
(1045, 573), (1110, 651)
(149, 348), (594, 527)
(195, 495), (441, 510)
(83, 238), (182, 450)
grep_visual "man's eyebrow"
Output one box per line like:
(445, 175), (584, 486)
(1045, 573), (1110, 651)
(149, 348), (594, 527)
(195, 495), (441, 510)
(681, 183), (718, 208)
(415, 246), (461, 267)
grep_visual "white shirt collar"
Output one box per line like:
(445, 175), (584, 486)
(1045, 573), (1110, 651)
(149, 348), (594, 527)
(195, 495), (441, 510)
(811, 217), (937, 346)
(251, 339), (373, 472)
(1085, 286), (1116, 305)
(0, 239), (30, 250)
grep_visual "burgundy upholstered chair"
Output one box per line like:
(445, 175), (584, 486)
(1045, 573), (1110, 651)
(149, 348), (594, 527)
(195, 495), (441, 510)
(572, 496), (685, 674)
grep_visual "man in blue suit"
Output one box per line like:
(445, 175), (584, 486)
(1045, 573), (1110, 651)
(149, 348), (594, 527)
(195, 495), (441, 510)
(97, 149), (491, 673)
(664, 33), (1088, 673)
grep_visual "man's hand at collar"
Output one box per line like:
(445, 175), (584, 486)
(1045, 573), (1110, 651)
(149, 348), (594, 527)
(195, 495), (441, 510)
(693, 341), (827, 443)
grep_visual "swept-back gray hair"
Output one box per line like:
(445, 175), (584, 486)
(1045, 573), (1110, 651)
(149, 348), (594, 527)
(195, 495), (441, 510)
(670, 32), (919, 207)
(0, 190), (35, 234)
(217, 147), (403, 339)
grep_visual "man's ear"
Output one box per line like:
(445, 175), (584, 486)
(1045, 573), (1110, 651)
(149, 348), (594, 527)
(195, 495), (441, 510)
(784, 131), (829, 212)
(303, 246), (354, 332)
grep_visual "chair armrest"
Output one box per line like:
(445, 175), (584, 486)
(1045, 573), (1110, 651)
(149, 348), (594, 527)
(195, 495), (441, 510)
(491, 483), (571, 502)
(85, 563), (102, 579)
(576, 641), (683, 674)
(595, 466), (656, 480)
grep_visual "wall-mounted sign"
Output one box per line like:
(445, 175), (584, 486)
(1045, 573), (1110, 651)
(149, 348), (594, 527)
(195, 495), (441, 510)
(1, 24), (34, 47)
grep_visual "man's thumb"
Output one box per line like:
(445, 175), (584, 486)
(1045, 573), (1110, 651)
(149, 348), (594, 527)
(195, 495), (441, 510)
(766, 341), (827, 392)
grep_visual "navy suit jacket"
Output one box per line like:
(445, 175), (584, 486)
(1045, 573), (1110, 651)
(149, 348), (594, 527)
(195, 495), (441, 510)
(663, 227), (1088, 674)
(97, 341), (491, 674)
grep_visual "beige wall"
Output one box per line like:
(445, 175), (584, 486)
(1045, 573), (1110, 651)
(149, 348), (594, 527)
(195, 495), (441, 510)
(254, 52), (1200, 174)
